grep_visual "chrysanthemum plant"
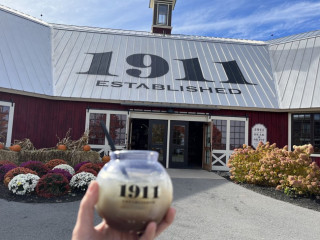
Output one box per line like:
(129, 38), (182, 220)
(8, 173), (40, 195)
(70, 172), (96, 191)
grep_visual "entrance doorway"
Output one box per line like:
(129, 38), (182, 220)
(130, 119), (168, 165)
(188, 122), (203, 168)
(169, 121), (189, 168)
(130, 118), (203, 168)
(149, 120), (168, 166)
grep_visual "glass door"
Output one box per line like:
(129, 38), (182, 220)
(211, 117), (248, 171)
(169, 121), (189, 168)
(202, 123), (212, 171)
(148, 120), (168, 166)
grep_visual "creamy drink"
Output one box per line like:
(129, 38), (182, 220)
(95, 150), (173, 232)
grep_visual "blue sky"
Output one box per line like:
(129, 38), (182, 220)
(1, 0), (320, 40)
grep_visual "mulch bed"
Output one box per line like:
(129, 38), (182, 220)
(0, 184), (85, 203)
(217, 172), (320, 212)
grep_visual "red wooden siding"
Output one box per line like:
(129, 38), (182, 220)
(209, 109), (288, 148)
(1, 91), (288, 149)
(0, 92), (128, 148)
(312, 157), (320, 167)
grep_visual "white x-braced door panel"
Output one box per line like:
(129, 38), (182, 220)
(211, 117), (248, 171)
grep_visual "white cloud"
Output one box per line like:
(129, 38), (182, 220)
(0, 0), (151, 29)
(173, 1), (320, 39)
(1, 0), (320, 39)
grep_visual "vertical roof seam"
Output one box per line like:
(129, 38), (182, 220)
(288, 40), (308, 108)
(299, 38), (317, 108)
(310, 39), (320, 107)
(280, 41), (299, 102)
(231, 44), (256, 107)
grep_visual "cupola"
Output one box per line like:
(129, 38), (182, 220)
(149, 0), (176, 35)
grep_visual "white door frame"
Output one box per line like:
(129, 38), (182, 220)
(210, 116), (248, 171)
(0, 101), (15, 147)
(85, 109), (128, 156)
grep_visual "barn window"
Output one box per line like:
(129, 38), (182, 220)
(86, 110), (128, 152)
(88, 113), (107, 145)
(0, 101), (14, 147)
(109, 114), (127, 146)
(230, 120), (246, 149)
(292, 113), (320, 153)
(212, 120), (227, 150)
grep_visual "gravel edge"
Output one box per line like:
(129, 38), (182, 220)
(214, 171), (320, 212)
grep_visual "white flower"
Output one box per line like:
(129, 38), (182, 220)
(53, 164), (75, 175)
(70, 172), (96, 191)
(8, 174), (40, 195)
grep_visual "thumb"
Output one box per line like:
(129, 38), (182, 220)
(75, 180), (99, 228)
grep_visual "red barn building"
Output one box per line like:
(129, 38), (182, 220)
(0, 1), (319, 170)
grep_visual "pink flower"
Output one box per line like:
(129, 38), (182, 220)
(288, 175), (295, 181)
(276, 185), (282, 191)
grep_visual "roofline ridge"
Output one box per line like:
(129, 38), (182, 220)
(0, 4), (50, 27)
(267, 29), (320, 45)
(52, 23), (266, 45)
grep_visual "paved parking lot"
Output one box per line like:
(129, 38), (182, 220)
(1, 169), (320, 240)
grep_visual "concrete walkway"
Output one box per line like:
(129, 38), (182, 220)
(0, 169), (320, 240)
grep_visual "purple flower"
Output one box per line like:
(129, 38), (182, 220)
(49, 169), (72, 181)
(20, 161), (43, 167)
(0, 164), (17, 181)
(20, 161), (49, 177)
(74, 161), (90, 172)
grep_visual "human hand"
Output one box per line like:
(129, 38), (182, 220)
(72, 180), (176, 240)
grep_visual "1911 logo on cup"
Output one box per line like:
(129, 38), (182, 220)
(120, 184), (159, 199)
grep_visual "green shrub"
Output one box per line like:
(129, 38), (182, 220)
(228, 142), (320, 196)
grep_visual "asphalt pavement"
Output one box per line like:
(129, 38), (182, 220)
(1, 169), (320, 240)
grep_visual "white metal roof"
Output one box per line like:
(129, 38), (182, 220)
(267, 30), (320, 45)
(51, 23), (278, 109)
(268, 31), (320, 109)
(0, 5), (52, 96)
(1, 5), (319, 110)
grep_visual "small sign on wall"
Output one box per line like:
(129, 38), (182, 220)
(251, 124), (267, 149)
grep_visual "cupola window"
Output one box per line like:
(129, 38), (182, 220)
(158, 4), (168, 25)
(150, 0), (176, 34)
